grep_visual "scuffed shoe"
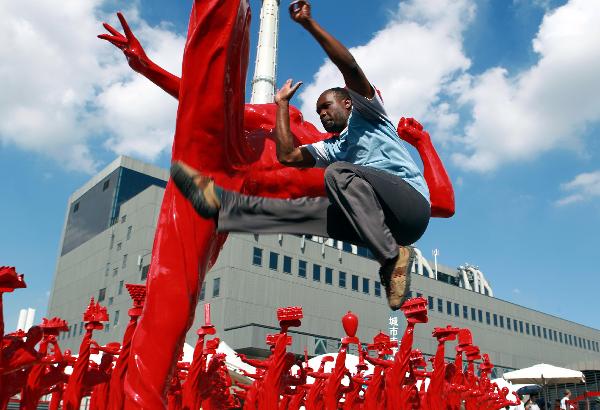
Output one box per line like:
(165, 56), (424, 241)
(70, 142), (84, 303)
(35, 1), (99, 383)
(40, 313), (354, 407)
(379, 246), (415, 311)
(170, 161), (222, 219)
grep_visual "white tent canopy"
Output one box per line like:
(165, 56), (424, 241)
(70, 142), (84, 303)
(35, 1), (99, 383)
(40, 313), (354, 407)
(503, 363), (585, 385)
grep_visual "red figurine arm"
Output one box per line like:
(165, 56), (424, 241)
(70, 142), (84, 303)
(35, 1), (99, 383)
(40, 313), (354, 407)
(397, 117), (455, 218)
(99, 12), (180, 99)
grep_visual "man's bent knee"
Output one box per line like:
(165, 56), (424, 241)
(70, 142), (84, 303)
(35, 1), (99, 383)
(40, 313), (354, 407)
(324, 161), (356, 185)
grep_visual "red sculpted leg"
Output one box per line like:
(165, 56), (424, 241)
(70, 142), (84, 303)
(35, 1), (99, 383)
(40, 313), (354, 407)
(123, 1), (251, 408)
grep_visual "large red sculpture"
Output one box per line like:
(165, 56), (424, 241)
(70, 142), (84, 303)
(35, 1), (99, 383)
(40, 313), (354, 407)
(97, 1), (457, 406)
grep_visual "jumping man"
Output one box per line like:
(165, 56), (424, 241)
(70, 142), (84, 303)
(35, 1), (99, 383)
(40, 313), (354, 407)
(171, 1), (431, 310)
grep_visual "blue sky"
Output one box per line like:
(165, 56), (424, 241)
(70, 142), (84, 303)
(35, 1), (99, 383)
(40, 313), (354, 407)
(1, 0), (599, 332)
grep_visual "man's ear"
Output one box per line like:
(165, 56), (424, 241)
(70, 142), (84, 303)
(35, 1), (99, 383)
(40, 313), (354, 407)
(344, 98), (352, 110)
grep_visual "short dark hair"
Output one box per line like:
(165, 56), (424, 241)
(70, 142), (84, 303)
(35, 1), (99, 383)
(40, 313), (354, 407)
(324, 87), (351, 101)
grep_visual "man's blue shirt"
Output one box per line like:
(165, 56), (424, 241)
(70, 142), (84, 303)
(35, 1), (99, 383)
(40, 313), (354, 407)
(305, 86), (430, 203)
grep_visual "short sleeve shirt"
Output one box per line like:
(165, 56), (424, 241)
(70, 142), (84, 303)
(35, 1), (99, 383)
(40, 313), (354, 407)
(304, 86), (430, 203)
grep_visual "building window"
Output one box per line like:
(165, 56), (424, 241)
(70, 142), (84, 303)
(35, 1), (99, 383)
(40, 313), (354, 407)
(105, 263), (110, 276)
(212, 278), (221, 298)
(269, 252), (279, 271)
(126, 226), (132, 240)
(416, 292), (422, 298)
(118, 280), (124, 295)
(73, 323), (77, 336)
(339, 271), (346, 288)
(116, 242), (122, 251)
(519, 321), (524, 333)
(108, 297), (114, 306)
(141, 265), (149, 281)
(199, 282), (206, 301)
(559, 332), (563, 343)
(109, 233), (115, 250)
(478, 310), (483, 323)
(104, 324), (110, 333)
(446, 301), (452, 315)
(325, 268), (333, 285)
(98, 288), (106, 302)
(454, 303), (459, 317)
(122, 254), (128, 269)
(121, 215), (127, 223)
(103, 180), (110, 191)
(283, 256), (292, 274)
(513, 319), (518, 332)
(313, 264), (321, 282)
(471, 307), (476, 321)
(525, 323), (530, 335)
(298, 260), (307, 278)
(113, 268), (118, 277)
(428, 296), (434, 310)
(507, 317), (511, 330)
(532, 325), (537, 337)
(438, 298), (443, 313)
(363, 278), (369, 294)
(80, 322), (84, 335)
(73, 202), (80, 213)
(114, 310), (120, 326)
(486, 312), (491, 325)
(553, 330), (557, 342)
(375, 281), (382, 297)
(351, 275), (359, 291)
(252, 247), (263, 266)
(493, 314), (498, 327)
(463, 305), (468, 319)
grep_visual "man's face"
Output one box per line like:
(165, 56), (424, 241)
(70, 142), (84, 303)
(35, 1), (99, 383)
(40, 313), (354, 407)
(316, 91), (352, 133)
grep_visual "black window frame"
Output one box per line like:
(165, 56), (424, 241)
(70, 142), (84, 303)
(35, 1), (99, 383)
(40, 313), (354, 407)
(351, 275), (359, 292)
(325, 267), (333, 285)
(313, 264), (321, 282)
(252, 247), (263, 266)
(375, 281), (381, 297)
(283, 256), (292, 274)
(212, 277), (221, 298)
(298, 260), (307, 278)
(269, 251), (279, 271)
(339, 271), (347, 288)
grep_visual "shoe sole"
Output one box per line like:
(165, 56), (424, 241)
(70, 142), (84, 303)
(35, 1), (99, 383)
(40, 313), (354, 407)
(170, 162), (219, 219)
(388, 246), (416, 311)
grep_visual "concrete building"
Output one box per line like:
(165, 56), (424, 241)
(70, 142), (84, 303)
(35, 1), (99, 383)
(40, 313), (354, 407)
(48, 157), (600, 388)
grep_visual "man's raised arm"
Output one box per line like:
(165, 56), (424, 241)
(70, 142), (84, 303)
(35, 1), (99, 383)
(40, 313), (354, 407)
(274, 79), (316, 168)
(99, 12), (180, 99)
(290, 1), (373, 99)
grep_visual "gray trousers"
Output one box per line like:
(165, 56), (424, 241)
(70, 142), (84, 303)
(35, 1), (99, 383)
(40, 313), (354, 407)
(217, 162), (430, 265)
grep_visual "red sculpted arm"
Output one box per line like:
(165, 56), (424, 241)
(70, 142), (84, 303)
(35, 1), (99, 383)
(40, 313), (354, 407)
(397, 118), (455, 218)
(99, 12), (180, 99)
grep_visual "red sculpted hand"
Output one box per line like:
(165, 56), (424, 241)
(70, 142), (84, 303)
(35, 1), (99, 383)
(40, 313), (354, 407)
(98, 12), (150, 74)
(398, 117), (430, 147)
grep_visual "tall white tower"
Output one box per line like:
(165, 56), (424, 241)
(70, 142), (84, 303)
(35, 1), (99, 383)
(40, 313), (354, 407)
(251, 0), (280, 104)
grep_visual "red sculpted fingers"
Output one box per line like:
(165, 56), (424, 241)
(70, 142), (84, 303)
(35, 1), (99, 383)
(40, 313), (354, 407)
(98, 12), (150, 74)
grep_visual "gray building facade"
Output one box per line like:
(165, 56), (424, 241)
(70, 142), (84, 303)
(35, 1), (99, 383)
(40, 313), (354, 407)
(48, 157), (600, 384)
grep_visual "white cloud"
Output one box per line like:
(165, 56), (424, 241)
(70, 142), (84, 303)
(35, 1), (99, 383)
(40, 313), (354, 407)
(300, 0), (600, 174)
(454, 0), (600, 172)
(298, 0), (475, 142)
(0, 0), (184, 172)
(555, 170), (600, 206)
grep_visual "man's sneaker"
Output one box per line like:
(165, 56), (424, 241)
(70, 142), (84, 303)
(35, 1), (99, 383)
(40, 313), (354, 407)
(170, 161), (222, 219)
(379, 246), (416, 311)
